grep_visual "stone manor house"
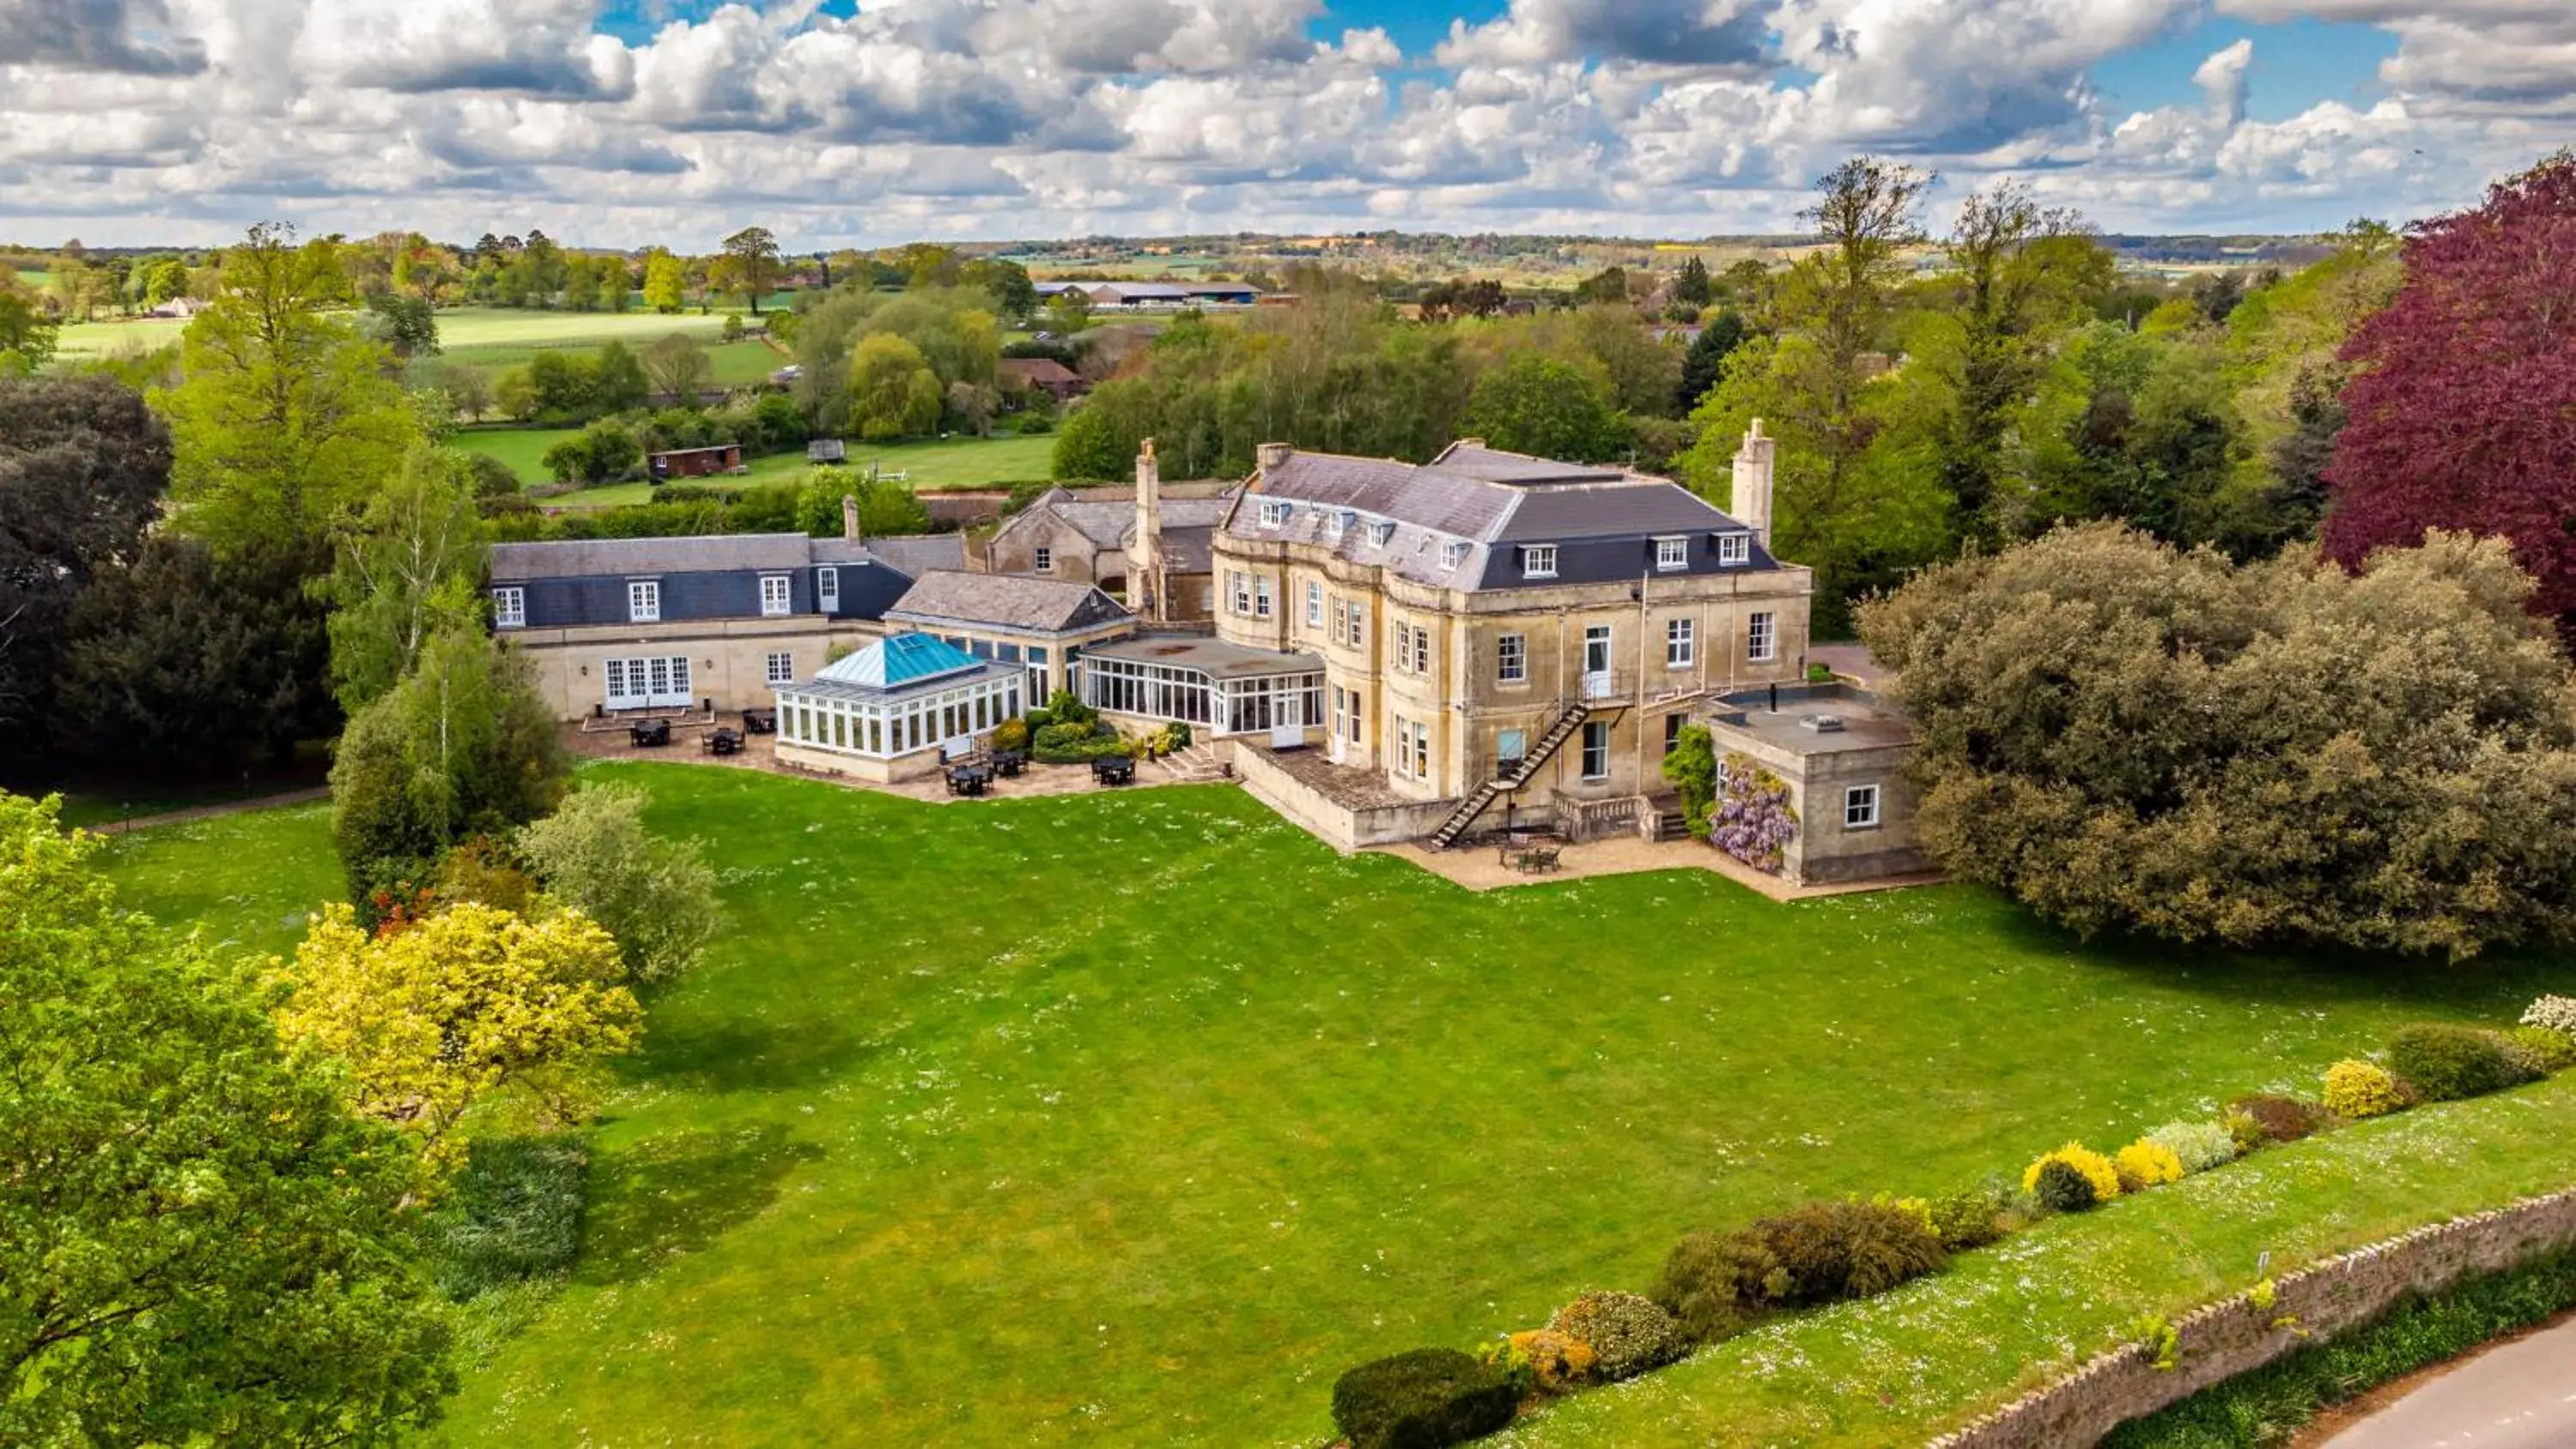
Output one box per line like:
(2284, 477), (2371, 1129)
(484, 426), (1920, 883)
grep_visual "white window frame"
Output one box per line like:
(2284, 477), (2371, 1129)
(1369, 520), (1395, 548)
(1259, 499), (1291, 528)
(1034, 546), (1054, 573)
(1305, 580), (1323, 627)
(491, 586), (525, 628)
(1412, 623), (1430, 675)
(1393, 621), (1412, 673)
(1716, 532), (1752, 567)
(1254, 574), (1273, 619)
(765, 650), (796, 686)
(1844, 784), (1882, 830)
(1666, 616), (1695, 669)
(628, 579), (661, 623)
(1230, 572), (1252, 616)
(759, 573), (791, 616)
(1443, 540), (1469, 571)
(1748, 610), (1777, 663)
(1522, 544), (1558, 579)
(1655, 536), (1689, 571)
(817, 566), (840, 613)
(1496, 632), (1526, 684)
(1580, 719), (1612, 780)
(1328, 510), (1354, 540)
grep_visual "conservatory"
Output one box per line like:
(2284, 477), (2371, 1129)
(774, 633), (1026, 784)
(1079, 635), (1325, 743)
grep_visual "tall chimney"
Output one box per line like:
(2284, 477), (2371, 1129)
(1730, 419), (1775, 549)
(1255, 441), (1290, 471)
(841, 493), (861, 543)
(1130, 439), (1161, 622)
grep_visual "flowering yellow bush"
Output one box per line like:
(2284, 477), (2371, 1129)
(2324, 1058), (2407, 1119)
(1505, 1329), (1597, 1391)
(2113, 1140), (2186, 1191)
(2022, 1143), (2122, 1203)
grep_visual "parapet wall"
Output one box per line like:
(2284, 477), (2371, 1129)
(1926, 1186), (2576, 1448)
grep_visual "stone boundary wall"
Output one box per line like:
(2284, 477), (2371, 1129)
(1925, 1186), (2576, 1448)
(1230, 743), (1455, 852)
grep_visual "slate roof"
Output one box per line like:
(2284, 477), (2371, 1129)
(884, 571), (1134, 635)
(1085, 634), (1326, 682)
(491, 533), (832, 583)
(1224, 443), (1780, 591)
(863, 534), (969, 577)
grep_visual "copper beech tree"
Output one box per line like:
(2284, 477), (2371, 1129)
(2324, 149), (2576, 643)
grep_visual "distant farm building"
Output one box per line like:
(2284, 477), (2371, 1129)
(998, 357), (1086, 402)
(648, 443), (746, 480)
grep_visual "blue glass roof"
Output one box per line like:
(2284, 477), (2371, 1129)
(814, 632), (981, 692)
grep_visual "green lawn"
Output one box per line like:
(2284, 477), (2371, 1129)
(94, 799), (338, 960)
(90, 766), (2576, 1448)
(513, 431), (1058, 504)
(50, 305), (759, 362)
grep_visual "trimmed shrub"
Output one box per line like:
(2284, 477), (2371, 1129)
(1330, 1349), (1519, 1449)
(2023, 1143), (2122, 1203)
(1652, 1228), (1777, 1343)
(2386, 1022), (2542, 1101)
(2033, 1158), (2098, 1213)
(424, 1135), (589, 1300)
(991, 718), (1030, 753)
(1504, 1328), (1596, 1391)
(1470, 1339), (1537, 1399)
(1548, 1291), (1683, 1382)
(1022, 706), (1054, 733)
(2221, 1110), (2269, 1157)
(2522, 995), (2576, 1036)
(2227, 1094), (2329, 1144)
(2503, 1024), (2576, 1073)
(2113, 1140), (2186, 1192)
(2323, 1058), (2408, 1119)
(1920, 1188), (2008, 1252)
(1749, 1199), (1947, 1306)
(2144, 1119), (2239, 1173)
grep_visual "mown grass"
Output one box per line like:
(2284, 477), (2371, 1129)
(90, 767), (2576, 1447)
(550, 431), (1058, 505)
(93, 798), (339, 959)
(49, 305), (756, 361)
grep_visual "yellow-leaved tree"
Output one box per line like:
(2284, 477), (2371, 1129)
(277, 901), (641, 1170)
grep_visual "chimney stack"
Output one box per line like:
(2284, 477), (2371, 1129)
(1130, 440), (1162, 621)
(1730, 419), (1775, 549)
(841, 493), (861, 543)
(1256, 441), (1291, 471)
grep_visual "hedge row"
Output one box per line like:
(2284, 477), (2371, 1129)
(1327, 997), (2576, 1449)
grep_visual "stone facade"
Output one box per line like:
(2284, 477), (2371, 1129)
(1207, 433), (1814, 834)
(511, 616), (884, 721)
(1702, 683), (1928, 887)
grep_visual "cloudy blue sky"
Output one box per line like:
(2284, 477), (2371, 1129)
(1, 0), (2567, 249)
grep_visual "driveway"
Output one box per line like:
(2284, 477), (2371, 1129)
(2319, 1313), (2576, 1449)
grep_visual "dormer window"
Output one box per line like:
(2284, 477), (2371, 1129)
(1443, 541), (1469, 570)
(1655, 537), (1688, 571)
(628, 579), (661, 623)
(1521, 544), (1558, 579)
(1716, 532), (1752, 567)
(1369, 520), (1395, 547)
(1329, 509), (1356, 539)
(491, 586), (525, 628)
(1258, 500), (1291, 528)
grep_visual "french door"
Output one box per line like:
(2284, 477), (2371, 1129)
(1583, 626), (1613, 700)
(605, 655), (693, 710)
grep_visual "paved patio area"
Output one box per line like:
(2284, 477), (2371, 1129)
(559, 724), (1188, 804)
(1372, 832), (1946, 898)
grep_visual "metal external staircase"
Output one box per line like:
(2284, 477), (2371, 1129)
(1426, 701), (1591, 850)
